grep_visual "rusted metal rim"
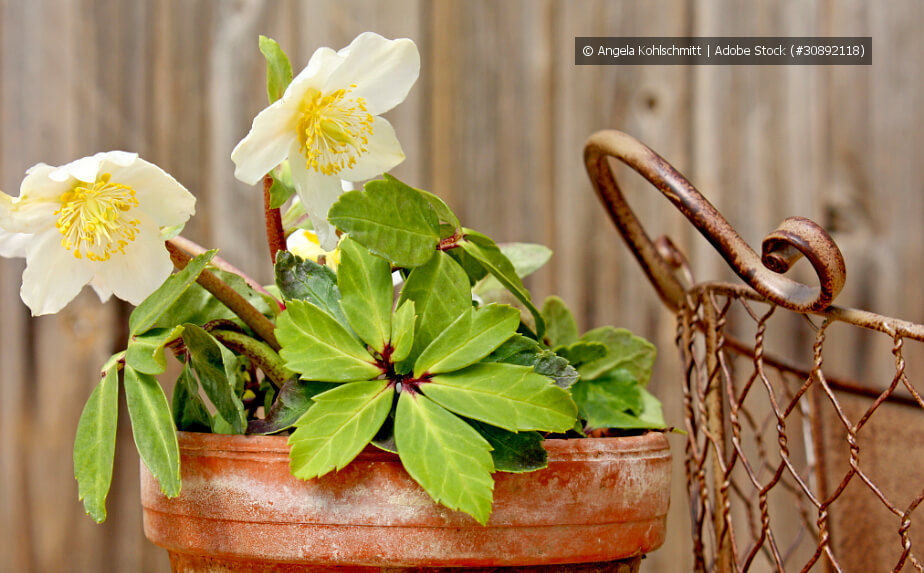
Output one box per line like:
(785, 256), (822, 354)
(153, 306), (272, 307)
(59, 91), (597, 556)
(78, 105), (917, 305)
(583, 130), (847, 314)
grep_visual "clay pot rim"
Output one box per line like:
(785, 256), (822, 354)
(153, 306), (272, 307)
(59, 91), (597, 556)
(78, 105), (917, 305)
(175, 430), (670, 461)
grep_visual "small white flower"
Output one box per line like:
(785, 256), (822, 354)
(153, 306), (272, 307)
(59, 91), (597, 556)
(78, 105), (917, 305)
(0, 151), (196, 315)
(231, 32), (420, 250)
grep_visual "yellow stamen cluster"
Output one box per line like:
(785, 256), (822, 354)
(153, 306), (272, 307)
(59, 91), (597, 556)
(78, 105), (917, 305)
(54, 173), (140, 261)
(296, 84), (374, 176)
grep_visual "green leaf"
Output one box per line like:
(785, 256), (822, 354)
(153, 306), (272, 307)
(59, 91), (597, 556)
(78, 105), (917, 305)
(125, 326), (184, 375)
(74, 356), (121, 523)
(485, 335), (579, 389)
(182, 324), (247, 434)
(397, 251), (471, 363)
(424, 363), (577, 432)
(269, 175), (295, 208)
(389, 300), (415, 363)
(338, 237), (393, 353)
(572, 372), (664, 429)
(542, 296), (579, 346)
(459, 230), (545, 339)
(446, 246), (489, 286)
(407, 180), (460, 230)
(328, 177), (441, 268)
(288, 380), (393, 478)
(123, 366), (181, 497)
(470, 421), (547, 474)
(476, 243), (552, 294)
(554, 340), (608, 367)
(413, 305), (519, 376)
(577, 327), (656, 384)
(274, 250), (348, 327)
(156, 269), (273, 330)
(248, 379), (337, 434)
(394, 392), (495, 524)
(258, 35), (293, 104)
(276, 300), (382, 382)
(171, 361), (212, 432)
(129, 250), (217, 336)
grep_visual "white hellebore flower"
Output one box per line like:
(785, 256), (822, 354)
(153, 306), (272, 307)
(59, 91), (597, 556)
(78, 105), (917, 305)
(231, 32), (420, 250)
(0, 151), (196, 315)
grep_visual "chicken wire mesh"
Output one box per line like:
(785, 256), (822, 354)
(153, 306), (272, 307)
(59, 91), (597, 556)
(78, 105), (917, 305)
(584, 130), (924, 573)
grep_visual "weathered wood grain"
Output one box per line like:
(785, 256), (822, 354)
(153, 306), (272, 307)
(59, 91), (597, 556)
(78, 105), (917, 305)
(0, 1), (922, 572)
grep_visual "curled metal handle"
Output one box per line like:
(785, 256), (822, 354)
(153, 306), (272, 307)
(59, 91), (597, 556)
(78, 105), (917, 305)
(584, 130), (846, 313)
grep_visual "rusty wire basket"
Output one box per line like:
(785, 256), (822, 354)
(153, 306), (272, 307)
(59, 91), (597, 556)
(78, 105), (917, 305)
(585, 131), (924, 573)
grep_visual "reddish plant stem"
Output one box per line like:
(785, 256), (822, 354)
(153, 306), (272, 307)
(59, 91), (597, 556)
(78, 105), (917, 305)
(264, 175), (287, 264)
(166, 242), (280, 351)
(436, 230), (463, 251)
(169, 236), (284, 311)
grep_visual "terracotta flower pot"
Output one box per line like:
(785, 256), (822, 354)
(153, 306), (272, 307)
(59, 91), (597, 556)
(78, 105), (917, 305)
(141, 431), (670, 572)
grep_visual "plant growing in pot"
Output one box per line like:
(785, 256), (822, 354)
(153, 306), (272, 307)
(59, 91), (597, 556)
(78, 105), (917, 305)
(0, 33), (671, 571)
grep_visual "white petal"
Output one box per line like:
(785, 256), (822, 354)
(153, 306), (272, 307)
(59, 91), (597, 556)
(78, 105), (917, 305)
(0, 227), (29, 258)
(338, 116), (405, 181)
(0, 165), (69, 233)
(108, 156), (196, 227)
(289, 141), (343, 251)
(326, 33), (420, 115)
(51, 154), (105, 183)
(20, 230), (94, 316)
(93, 218), (173, 305)
(288, 46), (342, 93)
(231, 99), (300, 185)
(90, 278), (113, 303)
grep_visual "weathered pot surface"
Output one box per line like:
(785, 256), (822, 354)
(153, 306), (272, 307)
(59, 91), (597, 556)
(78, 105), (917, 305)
(141, 431), (671, 571)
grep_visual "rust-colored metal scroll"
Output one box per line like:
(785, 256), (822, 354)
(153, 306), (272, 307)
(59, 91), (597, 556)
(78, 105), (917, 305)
(585, 130), (924, 573)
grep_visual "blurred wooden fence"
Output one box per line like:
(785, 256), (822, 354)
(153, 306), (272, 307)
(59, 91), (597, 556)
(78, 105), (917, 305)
(0, 1), (921, 571)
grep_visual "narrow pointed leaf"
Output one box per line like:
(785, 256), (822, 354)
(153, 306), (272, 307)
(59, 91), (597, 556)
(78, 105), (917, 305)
(424, 363), (577, 432)
(182, 324), (247, 434)
(414, 305), (519, 376)
(395, 392), (494, 524)
(259, 35), (293, 103)
(288, 380), (393, 479)
(172, 361), (212, 432)
(274, 251), (349, 327)
(459, 230), (544, 338)
(277, 300), (382, 382)
(476, 243), (552, 295)
(74, 355), (121, 523)
(541, 296), (579, 346)
(123, 366), (181, 497)
(389, 300), (415, 363)
(268, 173), (296, 208)
(328, 177), (441, 268)
(577, 327), (656, 384)
(397, 251), (471, 362)
(338, 237), (393, 353)
(126, 325), (184, 375)
(129, 250), (217, 335)
(470, 420), (547, 474)
(248, 379), (337, 434)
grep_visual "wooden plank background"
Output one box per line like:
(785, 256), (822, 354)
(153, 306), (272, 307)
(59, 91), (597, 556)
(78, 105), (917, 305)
(0, 1), (921, 571)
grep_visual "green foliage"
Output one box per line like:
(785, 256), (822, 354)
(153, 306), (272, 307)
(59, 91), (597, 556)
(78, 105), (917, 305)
(288, 380), (394, 479)
(394, 392), (495, 524)
(328, 176), (441, 268)
(554, 340), (608, 367)
(459, 230), (545, 339)
(485, 334), (579, 389)
(397, 251), (472, 363)
(74, 354), (121, 523)
(258, 35), (293, 104)
(541, 295), (579, 346)
(470, 421), (548, 474)
(424, 363), (577, 432)
(571, 371), (665, 430)
(389, 300), (416, 363)
(182, 324), (248, 434)
(171, 361), (212, 432)
(155, 270), (273, 330)
(413, 305), (519, 376)
(125, 326), (184, 375)
(274, 250), (348, 327)
(475, 242), (552, 295)
(268, 174), (296, 208)
(337, 237), (393, 353)
(576, 326), (656, 384)
(129, 250), (216, 336)
(248, 379), (337, 435)
(276, 300), (382, 382)
(123, 366), (181, 498)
